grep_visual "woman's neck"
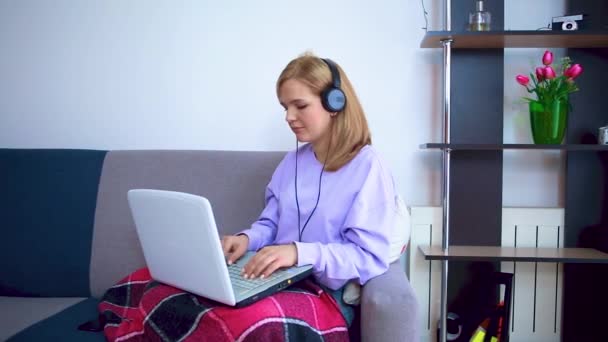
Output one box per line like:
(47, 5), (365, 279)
(311, 121), (334, 164)
(311, 138), (331, 164)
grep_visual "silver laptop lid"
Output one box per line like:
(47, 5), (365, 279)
(127, 189), (237, 306)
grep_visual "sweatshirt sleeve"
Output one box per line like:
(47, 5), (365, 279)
(239, 186), (279, 251)
(238, 154), (289, 251)
(293, 157), (395, 290)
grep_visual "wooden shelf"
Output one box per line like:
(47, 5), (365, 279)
(420, 30), (608, 49)
(419, 245), (608, 263)
(420, 143), (608, 151)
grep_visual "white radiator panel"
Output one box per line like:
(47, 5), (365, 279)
(409, 207), (564, 342)
(501, 208), (564, 342)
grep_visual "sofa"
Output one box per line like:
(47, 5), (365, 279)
(0, 149), (419, 341)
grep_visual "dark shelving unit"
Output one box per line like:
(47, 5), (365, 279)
(420, 2), (608, 342)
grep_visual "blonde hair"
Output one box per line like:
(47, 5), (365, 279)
(276, 52), (372, 171)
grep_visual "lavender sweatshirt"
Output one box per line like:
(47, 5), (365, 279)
(240, 143), (396, 290)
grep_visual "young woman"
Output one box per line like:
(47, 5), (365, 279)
(222, 52), (397, 326)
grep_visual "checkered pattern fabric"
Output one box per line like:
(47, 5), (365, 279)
(98, 268), (349, 341)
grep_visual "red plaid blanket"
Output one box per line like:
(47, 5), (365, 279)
(98, 268), (349, 341)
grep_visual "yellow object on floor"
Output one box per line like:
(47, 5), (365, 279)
(470, 317), (491, 342)
(469, 326), (486, 342)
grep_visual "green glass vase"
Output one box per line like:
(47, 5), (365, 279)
(529, 98), (568, 144)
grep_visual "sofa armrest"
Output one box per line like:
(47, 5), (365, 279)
(361, 262), (419, 342)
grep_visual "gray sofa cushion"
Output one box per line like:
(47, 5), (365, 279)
(0, 149), (107, 297)
(361, 262), (419, 342)
(6, 298), (103, 342)
(89, 150), (285, 298)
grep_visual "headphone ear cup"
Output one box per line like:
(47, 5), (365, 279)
(321, 87), (346, 113)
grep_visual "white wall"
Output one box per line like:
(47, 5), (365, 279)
(0, 0), (442, 207)
(0, 0), (567, 208)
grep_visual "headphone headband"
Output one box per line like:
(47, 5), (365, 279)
(322, 58), (341, 89)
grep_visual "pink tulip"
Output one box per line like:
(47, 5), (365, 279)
(544, 66), (556, 79)
(536, 67), (545, 82)
(564, 64), (583, 79)
(516, 75), (530, 86)
(542, 50), (553, 66)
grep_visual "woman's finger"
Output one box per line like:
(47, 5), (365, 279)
(260, 259), (284, 279)
(221, 236), (233, 257)
(243, 248), (272, 278)
(229, 240), (247, 264)
(250, 252), (277, 278)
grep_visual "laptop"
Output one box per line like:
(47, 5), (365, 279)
(127, 189), (313, 307)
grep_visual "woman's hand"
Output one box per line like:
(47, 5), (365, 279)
(242, 244), (298, 279)
(221, 234), (249, 265)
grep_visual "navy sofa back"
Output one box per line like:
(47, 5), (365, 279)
(0, 149), (107, 297)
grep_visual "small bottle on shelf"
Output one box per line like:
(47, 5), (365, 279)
(468, 0), (492, 31)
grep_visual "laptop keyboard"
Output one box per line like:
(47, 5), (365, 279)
(228, 263), (287, 290)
